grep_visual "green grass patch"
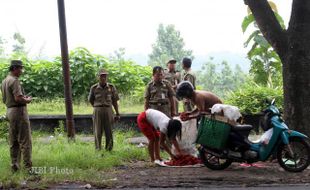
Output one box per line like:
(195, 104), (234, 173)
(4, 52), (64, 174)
(0, 130), (148, 189)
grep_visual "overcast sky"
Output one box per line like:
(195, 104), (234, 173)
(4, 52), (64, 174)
(0, 0), (292, 60)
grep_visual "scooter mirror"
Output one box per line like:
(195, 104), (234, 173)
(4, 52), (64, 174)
(271, 99), (276, 105)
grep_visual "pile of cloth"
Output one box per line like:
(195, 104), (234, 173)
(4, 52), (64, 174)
(164, 155), (202, 166)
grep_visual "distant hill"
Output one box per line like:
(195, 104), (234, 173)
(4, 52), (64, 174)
(125, 51), (250, 73)
(192, 52), (250, 72)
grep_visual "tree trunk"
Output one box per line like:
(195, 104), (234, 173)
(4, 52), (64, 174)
(245, 0), (310, 136)
(283, 0), (310, 137)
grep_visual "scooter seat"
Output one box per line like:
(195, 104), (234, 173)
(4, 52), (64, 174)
(231, 124), (253, 132)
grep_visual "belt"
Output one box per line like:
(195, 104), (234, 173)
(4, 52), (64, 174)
(149, 102), (168, 106)
(8, 104), (26, 108)
(94, 105), (111, 108)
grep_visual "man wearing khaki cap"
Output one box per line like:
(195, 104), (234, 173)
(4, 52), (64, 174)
(88, 69), (120, 151)
(1, 60), (32, 172)
(144, 66), (176, 118)
(181, 57), (196, 112)
(164, 59), (180, 114)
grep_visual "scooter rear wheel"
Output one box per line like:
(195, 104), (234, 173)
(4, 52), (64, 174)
(277, 137), (310, 172)
(199, 146), (232, 170)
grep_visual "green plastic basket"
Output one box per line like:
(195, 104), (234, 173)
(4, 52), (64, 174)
(196, 116), (231, 149)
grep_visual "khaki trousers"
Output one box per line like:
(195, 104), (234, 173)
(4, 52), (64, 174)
(93, 107), (114, 151)
(6, 107), (32, 169)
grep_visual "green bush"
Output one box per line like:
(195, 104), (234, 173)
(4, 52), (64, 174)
(21, 59), (63, 97)
(225, 82), (283, 114)
(67, 48), (105, 97)
(0, 47), (151, 101)
(102, 60), (152, 96)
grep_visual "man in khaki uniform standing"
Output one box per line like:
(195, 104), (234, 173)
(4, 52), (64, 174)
(88, 69), (120, 151)
(144, 66), (176, 118)
(164, 59), (180, 114)
(181, 57), (196, 112)
(1, 60), (32, 172)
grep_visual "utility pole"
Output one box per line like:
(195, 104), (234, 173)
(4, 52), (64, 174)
(57, 0), (75, 139)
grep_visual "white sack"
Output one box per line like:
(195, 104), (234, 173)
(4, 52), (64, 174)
(211, 104), (242, 122)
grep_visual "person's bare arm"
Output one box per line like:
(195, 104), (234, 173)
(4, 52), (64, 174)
(160, 133), (176, 159)
(171, 138), (182, 156)
(187, 108), (200, 119)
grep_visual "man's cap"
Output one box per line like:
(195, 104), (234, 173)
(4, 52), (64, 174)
(98, 69), (108, 75)
(182, 57), (192, 65)
(10, 60), (23, 67)
(167, 59), (177, 64)
(153, 66), (163, 74)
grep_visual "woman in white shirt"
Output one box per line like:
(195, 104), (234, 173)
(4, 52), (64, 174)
(137, 109), (182, 162)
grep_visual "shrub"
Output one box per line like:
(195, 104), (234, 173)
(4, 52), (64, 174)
(225, 82), (283, 114)
(0, 47), (151, 102)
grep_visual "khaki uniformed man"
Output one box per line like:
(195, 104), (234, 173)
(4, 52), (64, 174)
(88, 69), (120, 151)
(1, 60), (32, 172)
(144, 66), (176, 118)
(164, 59), (180, 114)
(181, 57), (196, 112)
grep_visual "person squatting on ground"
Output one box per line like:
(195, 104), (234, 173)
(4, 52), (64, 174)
(176, 81), (222, 121)
(137, 108), (183, 162)
(144, 66), (176, 117)
(1, 60), (33, 172)
(88, 69), (120, 151)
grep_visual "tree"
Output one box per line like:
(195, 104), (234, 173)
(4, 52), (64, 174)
(197, 57), (218, 92)
(12, 32), (26, 54)
(196, 57), (246, 98)
(233, 64), (247, 89)
(242, 1), (284, 87)
(0, 36), (7, 58)
(244, 0), (310, 136)
(11, 32), (28, 60)
(148, 24), (193, 69)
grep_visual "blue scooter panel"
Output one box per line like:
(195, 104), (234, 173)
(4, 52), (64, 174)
(281, 130), (309, 144)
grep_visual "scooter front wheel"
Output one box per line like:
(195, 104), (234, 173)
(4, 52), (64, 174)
(277, 137), (310, 172)
(199, 146), (232, 170)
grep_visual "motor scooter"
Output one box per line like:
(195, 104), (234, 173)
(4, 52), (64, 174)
(198, 99), (310, 172)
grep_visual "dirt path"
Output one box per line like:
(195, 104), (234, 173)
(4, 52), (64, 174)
(50, 161), (310, 189)
(108, 161), (310, 188)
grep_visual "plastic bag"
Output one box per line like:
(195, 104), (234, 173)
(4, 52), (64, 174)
(172, 117), (198, 156)
(211, 104), (242, 122)
(259, 128), (273, 144)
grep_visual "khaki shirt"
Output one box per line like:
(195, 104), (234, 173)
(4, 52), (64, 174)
(1, 74), (25, 108)
(182, 70), (196, 89)
(164, 69), (180, 88)
(144, 79), (175, 104)
(88, 83), (119, 107)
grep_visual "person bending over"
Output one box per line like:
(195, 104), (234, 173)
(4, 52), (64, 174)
(137, 109), (182, 162)
(176, 81), (222, 121)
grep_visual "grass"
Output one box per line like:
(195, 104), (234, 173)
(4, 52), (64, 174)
(0, 129), (149, 189)
(0, 95), (144, 115)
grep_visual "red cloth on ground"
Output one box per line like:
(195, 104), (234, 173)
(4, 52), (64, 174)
(137, 111), (160, 141)
(164, 155), (202, 166)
